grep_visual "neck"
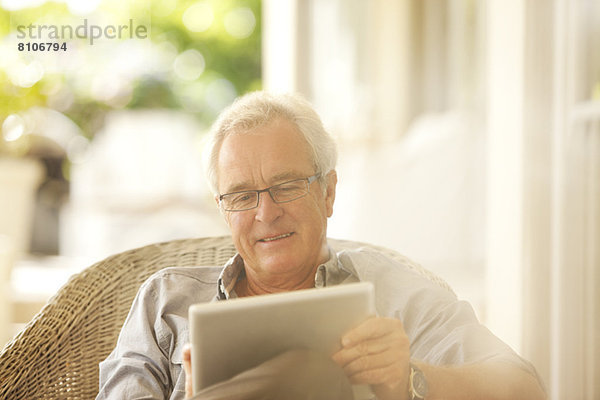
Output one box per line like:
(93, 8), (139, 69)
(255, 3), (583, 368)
(234, 244), (331, 297)
(235, 266), (318, 297)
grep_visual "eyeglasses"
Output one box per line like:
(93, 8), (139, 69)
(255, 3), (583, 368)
(218, 174), (320, 212)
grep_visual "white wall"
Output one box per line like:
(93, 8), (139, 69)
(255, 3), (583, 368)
(263, 0), (490, 325)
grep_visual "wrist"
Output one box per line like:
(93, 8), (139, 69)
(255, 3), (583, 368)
(408, 362), (429, 400)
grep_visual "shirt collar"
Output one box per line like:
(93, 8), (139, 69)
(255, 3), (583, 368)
(215, 246), (350, 300)
(216, 254), (245, 300)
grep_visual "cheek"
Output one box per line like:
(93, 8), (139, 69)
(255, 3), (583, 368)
(298, 199), (328, 230)
(227, 214), (249, 238)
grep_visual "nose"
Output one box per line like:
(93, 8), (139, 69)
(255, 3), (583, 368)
(254, 190), (283, 223)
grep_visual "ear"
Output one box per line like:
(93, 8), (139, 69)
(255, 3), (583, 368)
(324, 170), (337, 217)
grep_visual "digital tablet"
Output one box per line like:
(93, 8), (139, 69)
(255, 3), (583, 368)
(189, 281), (375, 394)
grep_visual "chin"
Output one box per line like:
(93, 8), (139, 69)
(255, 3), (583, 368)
(259, 256), (299, 274)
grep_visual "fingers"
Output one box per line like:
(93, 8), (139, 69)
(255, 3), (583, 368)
(333, 335), (409, 385)
(344, 347), (409, 386)
(349, 362), (409, 387)
(333, 317), (407, 368)
(183, 344), (194, 398)
(331, 317), (410, 391)
(332, 335), (394, 367)
(341, 317), (404, 347)
(334, 336), (405, 368)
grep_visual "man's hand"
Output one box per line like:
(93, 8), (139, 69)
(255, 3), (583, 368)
(331, 317), (411, 400)
(183, 344), (194, 398)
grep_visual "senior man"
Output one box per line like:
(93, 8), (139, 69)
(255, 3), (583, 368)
(97, 92), (545, 400)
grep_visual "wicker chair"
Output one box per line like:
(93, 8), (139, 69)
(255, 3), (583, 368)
(0, 236), (453, 399)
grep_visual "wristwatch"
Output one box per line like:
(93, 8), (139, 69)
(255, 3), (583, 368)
(408, 363), (428, 400)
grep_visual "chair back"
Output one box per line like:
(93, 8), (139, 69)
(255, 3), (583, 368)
(0, 236), (452, 399)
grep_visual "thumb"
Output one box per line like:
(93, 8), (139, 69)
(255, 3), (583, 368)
(183, 343), (194, 398)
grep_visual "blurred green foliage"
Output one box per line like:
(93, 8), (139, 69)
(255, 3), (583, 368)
(0, 0), (261, 154)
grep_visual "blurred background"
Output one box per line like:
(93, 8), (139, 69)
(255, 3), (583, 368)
(0, 1), (599, 399)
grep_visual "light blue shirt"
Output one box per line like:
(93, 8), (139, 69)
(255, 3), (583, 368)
(97, 246), (538, 399)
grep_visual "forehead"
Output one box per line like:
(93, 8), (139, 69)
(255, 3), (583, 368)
(216, 118), (314, 192)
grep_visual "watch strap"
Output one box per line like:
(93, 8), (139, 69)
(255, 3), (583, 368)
(408, 363), (428, 400)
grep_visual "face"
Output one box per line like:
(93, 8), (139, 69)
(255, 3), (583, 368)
(216, 118), (337, 285)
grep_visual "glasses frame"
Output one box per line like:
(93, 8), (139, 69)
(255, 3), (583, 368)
(218, 173), (321, 212)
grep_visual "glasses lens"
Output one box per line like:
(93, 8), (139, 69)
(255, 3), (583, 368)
(222, 191), (258, 211)
(271, 180), (308, 203)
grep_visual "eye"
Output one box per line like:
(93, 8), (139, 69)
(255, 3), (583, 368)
(272, 181), (306, 200)
(232, 193), (254, 203)
(277, 185), (296, 192)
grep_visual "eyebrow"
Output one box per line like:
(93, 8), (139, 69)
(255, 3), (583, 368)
(224, 171), (309, 193)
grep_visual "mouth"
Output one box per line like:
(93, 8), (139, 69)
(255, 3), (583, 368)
(258, 232), (294, 243)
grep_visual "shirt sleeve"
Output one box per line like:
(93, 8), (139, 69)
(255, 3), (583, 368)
(402, 284), (545, 387)
(96, 270), (196, 400)
(338, 249), (541, 378)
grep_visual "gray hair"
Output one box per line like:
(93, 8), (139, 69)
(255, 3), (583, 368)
(203, 91), (338, 195)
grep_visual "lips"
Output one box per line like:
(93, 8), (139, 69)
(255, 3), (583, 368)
(258, 232), (293, 242)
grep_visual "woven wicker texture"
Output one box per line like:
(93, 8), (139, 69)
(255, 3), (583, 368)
(0, 236), (453, 399)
